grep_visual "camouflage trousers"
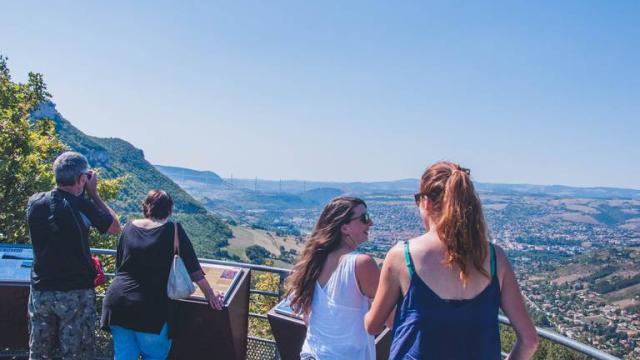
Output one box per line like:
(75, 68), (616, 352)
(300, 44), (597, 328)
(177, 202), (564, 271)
(28, 288), (96, 360)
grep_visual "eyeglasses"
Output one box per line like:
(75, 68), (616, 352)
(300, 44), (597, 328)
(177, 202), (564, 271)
(414, 193), (427, 205)
(348, 212), (372, 225)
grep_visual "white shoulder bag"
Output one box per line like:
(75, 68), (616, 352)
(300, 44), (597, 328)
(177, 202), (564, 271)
(167, 222), (196, 299)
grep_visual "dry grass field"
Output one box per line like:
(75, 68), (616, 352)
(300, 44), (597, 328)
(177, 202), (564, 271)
(223, 225), (304, 266)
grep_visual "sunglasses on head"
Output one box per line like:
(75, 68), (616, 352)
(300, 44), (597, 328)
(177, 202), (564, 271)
(348, 212), (372, 224)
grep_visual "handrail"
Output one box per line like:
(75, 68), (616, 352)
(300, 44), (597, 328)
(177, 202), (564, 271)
(91, 248), (621, 359)
(498, 316), (619, 360)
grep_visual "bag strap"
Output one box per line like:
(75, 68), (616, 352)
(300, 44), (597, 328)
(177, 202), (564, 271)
(51, 190), (94, 270)
(173, 222), (180, 256)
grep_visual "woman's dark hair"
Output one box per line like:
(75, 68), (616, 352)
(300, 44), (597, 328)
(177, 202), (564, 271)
(142, 189), (173, 219)
(420, 161), (490, 283)
(285, 196), (366, 315)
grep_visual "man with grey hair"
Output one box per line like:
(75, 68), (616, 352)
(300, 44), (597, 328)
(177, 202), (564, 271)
(26, 151), (121, 359)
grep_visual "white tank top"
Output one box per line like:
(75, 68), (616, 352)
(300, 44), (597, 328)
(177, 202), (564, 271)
(300, 252), (376, 360)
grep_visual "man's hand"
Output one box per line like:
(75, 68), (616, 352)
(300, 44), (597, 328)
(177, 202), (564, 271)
(84, 170), (98, 197)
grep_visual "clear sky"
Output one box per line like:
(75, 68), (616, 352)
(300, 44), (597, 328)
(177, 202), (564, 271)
(2, 1), (639, 188)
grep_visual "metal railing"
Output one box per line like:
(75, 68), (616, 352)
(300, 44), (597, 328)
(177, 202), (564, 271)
(94, 248), (622, 359)
(498, 315), (619, 360)
(91, 248), (290, 354)
(2, 248), (620, 359)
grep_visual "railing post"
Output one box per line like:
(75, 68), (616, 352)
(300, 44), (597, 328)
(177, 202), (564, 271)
(278, 272), (286, 299)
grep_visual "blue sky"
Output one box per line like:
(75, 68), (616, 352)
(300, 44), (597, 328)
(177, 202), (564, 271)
(2, 1), (639, 188)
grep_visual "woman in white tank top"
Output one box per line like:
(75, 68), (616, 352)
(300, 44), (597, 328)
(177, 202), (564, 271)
(286, 197), (381, 360)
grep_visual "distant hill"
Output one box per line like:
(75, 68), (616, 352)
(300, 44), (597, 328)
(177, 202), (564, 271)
(155, 165), (344, 210)
(155, 165), (226, 187)
(220, 177), (640, 200)
(31, 102), (231, 257)
(157, 164), (640, 241)
(299, 187), (344, 204)
(475, 183), (640, 200)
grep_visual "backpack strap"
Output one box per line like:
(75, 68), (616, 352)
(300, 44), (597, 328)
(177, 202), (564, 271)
(403, 241), (415, 278)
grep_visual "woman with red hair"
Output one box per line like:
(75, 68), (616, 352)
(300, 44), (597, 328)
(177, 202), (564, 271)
(365, 162), (538, 360)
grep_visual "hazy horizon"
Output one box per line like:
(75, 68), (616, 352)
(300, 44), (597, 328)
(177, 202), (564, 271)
(155, 163), (640, 191)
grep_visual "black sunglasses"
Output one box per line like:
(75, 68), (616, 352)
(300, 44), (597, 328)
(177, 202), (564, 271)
(414, 193), (427, 205)
(348, 212), (372, 224)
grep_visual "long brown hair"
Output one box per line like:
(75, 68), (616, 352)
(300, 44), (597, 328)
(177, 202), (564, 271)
(285, 196), (366, 315)
(420, 161), (490, 282)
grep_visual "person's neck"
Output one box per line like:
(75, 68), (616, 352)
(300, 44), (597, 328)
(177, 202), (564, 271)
(426, 217), (438, 233)
(132, 217), (168, 229)
(339, 238), (358, 252)
(57, 185), (82, 196)
(149, 217), (168, 225)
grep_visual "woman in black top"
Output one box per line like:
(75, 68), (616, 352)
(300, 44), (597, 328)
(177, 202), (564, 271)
(101, 190), (222, 359)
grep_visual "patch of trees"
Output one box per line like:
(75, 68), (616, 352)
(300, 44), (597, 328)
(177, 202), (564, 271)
(250, 219), (301, 237)
(0, 55), (65, 243)
(277, 246), (298, 264)
(626, 303), (640, 316)
(213, 249), (241, 262)
(592, 273), (640, 294)
(578, 265), (617, 283)
(245, 245), (273, 265)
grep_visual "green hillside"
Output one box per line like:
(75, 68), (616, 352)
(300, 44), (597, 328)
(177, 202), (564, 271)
(31, 102), (231, 257)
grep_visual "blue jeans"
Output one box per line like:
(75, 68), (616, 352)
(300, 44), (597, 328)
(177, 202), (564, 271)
(111, 323), (171, 360)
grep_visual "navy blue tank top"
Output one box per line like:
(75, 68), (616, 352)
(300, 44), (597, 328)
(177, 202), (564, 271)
(389, 242), (501, 360)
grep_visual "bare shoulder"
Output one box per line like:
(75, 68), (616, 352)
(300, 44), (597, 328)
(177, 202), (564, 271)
(355, 253), (378, 271)
(385, 241), (405, 264)
(492, 243), (509, 267)
(491, 243), (514, 282)
(355, 254), (381, 298)
(382, 238), (414, 274)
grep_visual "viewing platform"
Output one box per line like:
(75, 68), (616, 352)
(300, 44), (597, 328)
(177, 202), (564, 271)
(0, 247), (623, 360)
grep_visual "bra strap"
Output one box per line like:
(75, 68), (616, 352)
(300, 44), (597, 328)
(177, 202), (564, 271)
(403, 241), (416, 278)
(489, 243), (496, 278)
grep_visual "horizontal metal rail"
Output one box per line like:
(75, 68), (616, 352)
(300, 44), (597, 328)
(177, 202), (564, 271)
(498, 315), (619, 360)
(90, 249), (619, 359)
(92, 248), (287, 324)
(248, 335), (276, 345)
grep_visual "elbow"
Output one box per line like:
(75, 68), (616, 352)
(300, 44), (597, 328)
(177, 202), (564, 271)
(107, 221), (122, 235)
(364, 313), (381, 335)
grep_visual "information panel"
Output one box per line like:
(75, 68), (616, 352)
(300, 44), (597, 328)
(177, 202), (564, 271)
(169, 266), (250, 360)
(273, 297), (303, 320)
(0, 244), (33, 350)
(0, 244), (34, 283)
(189, 263), (242, 304)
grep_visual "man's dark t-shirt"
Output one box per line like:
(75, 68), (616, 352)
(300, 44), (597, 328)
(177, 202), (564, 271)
(27, 188), (113, 291)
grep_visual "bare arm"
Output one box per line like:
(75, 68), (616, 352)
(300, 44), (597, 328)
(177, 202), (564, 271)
(195, 277), (224, 310)
(88, 192), (121, 234)
(497, 246), (539, 360)
(364, 246), (402, 335)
